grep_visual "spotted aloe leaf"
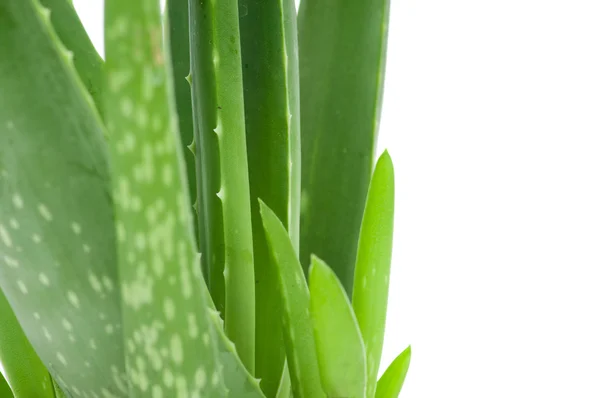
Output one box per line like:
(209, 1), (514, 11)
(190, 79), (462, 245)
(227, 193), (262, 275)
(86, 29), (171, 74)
(298, 0), (392, 294)
(188, 0), (256, 371)
(309, 255), (366, 398)
(375, 346), (411, 398)
(0, 1), (127, 396)
(0, 289), (54, 397)
(39, 0), (104, 115)
(259, 200), (325, 398)
(104, 0), (232, 395)
(352, 151), (395, 398)
(237, 0), (301, 394)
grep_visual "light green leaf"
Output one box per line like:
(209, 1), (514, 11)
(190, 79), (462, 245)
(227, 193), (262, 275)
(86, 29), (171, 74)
(0, 1), (127, 396)
(275, 362), (292, 398)
(309, 255), (366, 398)
(298, 0), (392, 294)
(104, 0), (227, 395)
(352, 150), (395, 398)
(259, 200), (325, 398)
(238, 0), (301, 393)
(188, 0), (256, 370)
(375, 346), (411, 398)
(0, 289), (54, 397)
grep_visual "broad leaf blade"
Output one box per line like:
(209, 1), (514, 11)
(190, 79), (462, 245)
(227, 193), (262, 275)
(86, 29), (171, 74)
(104, 0), (227, 396)
(188, 0), (256, 370)
(298, 0), (392, 293)
(309, 256), (366, 398)
(259, 201), (325, 398)
(375, 346), (411, 398)
(352, 151), (395, 398)
(0, 289), (54, 397)
(0, 1), (127, 396)
(238, 0), (301, 393)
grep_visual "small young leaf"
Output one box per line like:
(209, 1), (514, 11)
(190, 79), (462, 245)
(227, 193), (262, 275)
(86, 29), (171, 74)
(275, 362), (292, 398)
(375, 346), (411, 398)
(309, 255), (366, 398)
(0, 289), (54, 398)
(259, 200), (325, 398)
(352, 150), (395, 398)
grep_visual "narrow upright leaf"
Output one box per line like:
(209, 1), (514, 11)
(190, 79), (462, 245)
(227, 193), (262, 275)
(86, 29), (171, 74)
(166, 0), (198, 246)
(0, 1), (127, 395)
(40, 0), (104, 114)
(375, 346), (411, 398)
(238, 0), (301, 393)
(0, 289), (54, 397)
(298, 0), (392, 293)
(104, 0), (227, 395)
(309, 256), (366, 398)
(260, 201), (325, 398)
(188, 0), (256, 370)
(352, 151), (395, 398)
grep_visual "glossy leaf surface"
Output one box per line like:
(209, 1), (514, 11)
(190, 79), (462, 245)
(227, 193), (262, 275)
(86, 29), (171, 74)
(375, 346), (411, 398)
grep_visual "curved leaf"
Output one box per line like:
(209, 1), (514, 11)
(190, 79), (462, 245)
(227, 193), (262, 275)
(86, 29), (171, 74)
(352, 150), (395, 398)
(309, 255), (366, 398)
(0, 1), (127, 396)
(0, 289), (54, 397)
(375, 346), (411, 398)
(259, 200), (325, 398)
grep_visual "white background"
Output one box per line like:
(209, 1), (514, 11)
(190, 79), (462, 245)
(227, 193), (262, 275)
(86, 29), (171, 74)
(71, 1), (600, 397)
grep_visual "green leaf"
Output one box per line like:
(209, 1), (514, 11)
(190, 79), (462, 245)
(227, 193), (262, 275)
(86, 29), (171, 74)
(375, 346), (411, 398)
(39, 0), (104, 115)
(188, 0), (256, 370)
(238, 0), (301, 393)
(352, 151), (395, 398)
(275, 362), (292, 398)
(298, 0), (392, 293)
(0, 372), (12, 398)
(259, 200), (325, 398)
(0, 1), (127, 396)
(309, 255), (366, 398)
(166, 0), (198, 248)
(104, 0), (228, 396)
(0, 289), (54, 397)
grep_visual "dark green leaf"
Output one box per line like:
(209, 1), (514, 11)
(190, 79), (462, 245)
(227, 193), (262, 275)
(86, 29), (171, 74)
(298, 0), (392, 293)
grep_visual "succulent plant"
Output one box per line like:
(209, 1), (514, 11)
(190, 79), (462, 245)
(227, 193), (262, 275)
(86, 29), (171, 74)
(0, 0), (410, 397)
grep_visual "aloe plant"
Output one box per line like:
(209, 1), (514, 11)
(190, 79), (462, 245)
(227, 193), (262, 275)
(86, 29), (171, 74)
(0, 0), (409, 397)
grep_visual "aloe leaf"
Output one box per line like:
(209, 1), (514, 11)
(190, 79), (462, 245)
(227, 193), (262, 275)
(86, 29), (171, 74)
(188, 0), (256, 371)
(0, 373), (12, 397)
(298, 0), (392, 293)
(375, 346), (411, 398)
(309, 255), (366, 398)
(238, 0), (301, 393)
(104, 0), (232, 395)
(259, 200), (325, 398)
(198, 276), (265, 397)
(0, 1), (127, 396)
(0, 289), (54, 397)
(275, 362), (292, 398)
(352, 151), (395, 398)
(39, 0), (104, 115)
(167, 0), (198, 247)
